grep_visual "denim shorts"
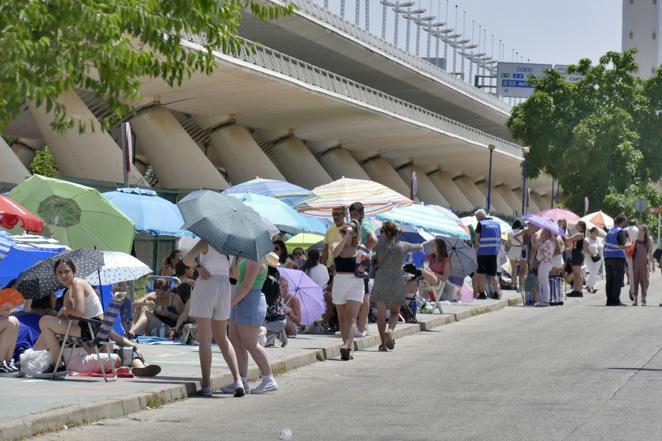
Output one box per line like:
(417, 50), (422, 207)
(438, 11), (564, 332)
(230, 288), (267, 326)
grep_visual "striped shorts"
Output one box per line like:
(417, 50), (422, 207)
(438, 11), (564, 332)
(189, 275), (231, 321)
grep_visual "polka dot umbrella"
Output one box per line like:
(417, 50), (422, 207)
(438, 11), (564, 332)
(85, 251), (152, 286)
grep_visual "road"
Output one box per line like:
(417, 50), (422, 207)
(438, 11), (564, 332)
(34, 274), (662, 441)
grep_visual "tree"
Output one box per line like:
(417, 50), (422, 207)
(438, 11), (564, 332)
(508, 50), (662, 215)
(0, 0), (293, 133)
(30, 147), (59, 177)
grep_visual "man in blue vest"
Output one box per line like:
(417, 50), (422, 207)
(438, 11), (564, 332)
(474, 209), (502, 300)
(604, 213), (630, 306)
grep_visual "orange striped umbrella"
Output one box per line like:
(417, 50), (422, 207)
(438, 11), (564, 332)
(580, 211), (614, 229)
(296, 178), (412, 218)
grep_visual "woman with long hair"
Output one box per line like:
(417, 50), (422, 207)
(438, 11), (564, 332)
(535, 229), (555, 307)
(567, 221), (587, 297)
(421, 238), (451, 298)
(272, 240), (289, 265)
(631, 225), (655, 306)
(371, 221), (423, 352)
(301, 249), (330, 291)
(161, 249), (182, 276)
(330, 220), (364, 361)
(183, 241), (243, 397)
(507, 219), (526, 292)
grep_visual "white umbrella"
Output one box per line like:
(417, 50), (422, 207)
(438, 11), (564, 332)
(85, 251), (152, 285)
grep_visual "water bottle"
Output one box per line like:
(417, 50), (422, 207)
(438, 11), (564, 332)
(159, 323), (167, 338)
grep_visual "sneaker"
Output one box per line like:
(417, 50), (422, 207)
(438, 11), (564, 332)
(7, 360), (19, 372)
(477, 292), (487, 300)
(197, 384), (213, 397)
(251, 377), (278, 394)
(629, 291), (635, 301)
(0, 361), (17, 376)
(354, 328), (364, 338)
(633, 299), (638, 306)
(642, 300), (647, 306)
(36, 363), (67, 379)
(490, 293), (501, 300)
(220, 380), (249, 395)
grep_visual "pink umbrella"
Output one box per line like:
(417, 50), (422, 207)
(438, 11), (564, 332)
(276, 267), (325, 326)
(538, 208), (579, 222)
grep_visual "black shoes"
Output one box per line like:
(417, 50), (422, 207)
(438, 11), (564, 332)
(477, 292), (488, 300)
(36, 363), (67, 379)
(567, 290), (584, 298)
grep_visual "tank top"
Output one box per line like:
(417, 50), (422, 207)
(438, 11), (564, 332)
(81, 288), (104, 319)
(238, 259), (267, 289)
(199, 245), (230, 276)
(334, 256), (356, 273)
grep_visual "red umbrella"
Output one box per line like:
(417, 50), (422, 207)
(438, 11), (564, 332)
(0, 195), (44, 232)
(538, 208), (579, 223)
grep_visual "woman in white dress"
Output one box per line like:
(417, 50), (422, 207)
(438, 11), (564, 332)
(585, 227), (604, 294)
(507, 220), (526, 292)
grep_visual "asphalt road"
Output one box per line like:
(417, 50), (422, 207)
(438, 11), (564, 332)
(34, 273), (662, 441)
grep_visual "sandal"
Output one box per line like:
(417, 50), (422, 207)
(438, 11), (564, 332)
(384, 331), (395, 350)
(340, 347), (352, 361)
(378, 345), (388, 352)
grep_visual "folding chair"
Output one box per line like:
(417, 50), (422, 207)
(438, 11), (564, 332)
(54, 293), (124, 382)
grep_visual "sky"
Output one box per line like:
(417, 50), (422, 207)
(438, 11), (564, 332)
(317, 0), (623, 67)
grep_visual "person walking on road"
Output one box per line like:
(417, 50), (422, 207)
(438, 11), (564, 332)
(473, 209), (502, 300)
(349, 202), (378, 339)
(183, 240), (244, 397)
(626, 220), (639, 300)
(631, 225), (655, 306)
(585, 227), (604, 294)
(604, 214), (630, 306)
(371, 221), (423, 352)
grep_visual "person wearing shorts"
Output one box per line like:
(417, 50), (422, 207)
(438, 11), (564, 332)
(184, 240), (243, 397)
(474, 209), (502, 300)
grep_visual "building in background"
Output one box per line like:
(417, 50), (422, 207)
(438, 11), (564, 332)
(622, 0), (662, 78)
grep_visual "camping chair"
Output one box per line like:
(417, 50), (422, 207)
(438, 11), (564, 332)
(54, 293), (124, 382)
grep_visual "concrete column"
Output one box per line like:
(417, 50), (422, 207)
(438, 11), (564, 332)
(496, 186), (522, 216)
(10, 142), (37, 169)
(531, 192), (548, 212)
(29, 90), (147, 186)
(132, 108), (229, 190)
(361, 158), (410, 197)
(427, 170), (474, 212)
(477, 181), (512, 216)
(0, 137), (31, 184)
(269, 137), (331, 189)
(397, 165), (448, 206)
(455, 176), (487, 210)
(527, 192), (541, 213)
(317, 148), (371, 180)
(206, 124), (285, 184)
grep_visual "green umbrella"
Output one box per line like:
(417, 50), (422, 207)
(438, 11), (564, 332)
(7, 175), (135, 253)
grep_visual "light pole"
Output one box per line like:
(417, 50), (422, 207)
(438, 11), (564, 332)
(404, 7), (425, 53)
(381, 1), (416, 48)
(487, 144), (495, 212)
(521, 146), (530, 215)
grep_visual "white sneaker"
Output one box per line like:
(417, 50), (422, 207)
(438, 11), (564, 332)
(220, 380), (249, 395)
(251, 377), (278, 394)
(355, 328), (368, 338)
(197, 384), (213, 397)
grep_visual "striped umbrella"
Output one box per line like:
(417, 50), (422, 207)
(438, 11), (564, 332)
(580, 211), (613, 229)
(376, 204), (470, 239)
(222, 178), (316, 206)
(296, 178), (412, 218)
(538, 208), (579, 222)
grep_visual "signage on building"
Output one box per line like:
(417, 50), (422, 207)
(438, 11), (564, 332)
(497, 62), (585, 98)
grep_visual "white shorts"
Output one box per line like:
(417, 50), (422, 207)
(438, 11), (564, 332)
(507, 246), (522, 261)
(332, 273), (365, 305)
(189, 275), (231, 321)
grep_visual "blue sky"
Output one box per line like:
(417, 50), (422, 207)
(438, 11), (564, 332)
(317, 0), (622, 66)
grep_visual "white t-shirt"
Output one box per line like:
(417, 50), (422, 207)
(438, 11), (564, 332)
(199, 246), (231, 276)
(626, 226), (639, 245)
(306, 264), (330, 291)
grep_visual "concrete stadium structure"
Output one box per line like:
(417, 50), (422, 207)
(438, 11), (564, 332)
(1, 0), (552, 216)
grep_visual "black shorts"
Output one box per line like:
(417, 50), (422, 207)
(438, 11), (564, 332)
(155, 313), (177, 328)
(79, 315), (103, 341)
(570, 249), (584, 266)
(476, 255), (498, 276)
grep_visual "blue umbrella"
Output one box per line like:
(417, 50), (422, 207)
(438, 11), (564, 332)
(0, 231), (68, 288)
(228, 193), (326, 235)
(374, 225), (433, 268)
(102, 188), (194, 237)
(178, 190), (273, 261)
(376, 204), (470, 239)
(222, 178), (315, 206)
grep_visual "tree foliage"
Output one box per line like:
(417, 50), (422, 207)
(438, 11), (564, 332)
(508, 50), (662, 214)
(30, 147), (59, 177)
(0, 0), (293, 132)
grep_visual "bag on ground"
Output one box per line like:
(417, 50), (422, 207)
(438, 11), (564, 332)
(19, 349), (51, 377)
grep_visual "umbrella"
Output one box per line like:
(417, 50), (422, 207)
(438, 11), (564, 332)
(228, 193), (326, 235)
(86, 251), (152, 285)
(285, 233), (324, 253)
(102, 188), (194, 237)
(426, 204), (462, 222)
(222, 178), (316, 206)
(15, 249), (105, 299)
(424, 236), (477, 279)
(178, 190), (272, 261)
(0, 231), (69, 288)
(377, 204), (470, 239)
(277, 267), (325, 326)
(375, 226), (433, 268)
(523, 213), (565, 237)
(0, 288), (24, 311)
(0, 195), (44, 233)
(460, 215), (512, 240)
(538, 208), (579, 222)
(580, 211), (613, 229)
(7, 175), (135, 253)
(296, 177), (412, 218)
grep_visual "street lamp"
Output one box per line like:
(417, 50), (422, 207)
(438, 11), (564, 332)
(521, 146), (530, 215)
(381, 1), (415, 48)
(487, 144), (495, 212)
(404, 8), (426, 53)
(452, 38), (470, 75)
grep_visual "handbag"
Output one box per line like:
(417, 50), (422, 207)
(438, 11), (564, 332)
(626, 242), (636, 258)
(591, 255), (601, 263)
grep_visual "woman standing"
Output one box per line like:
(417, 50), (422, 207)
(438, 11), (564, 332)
(228, 257), (277, 393)
(371, 222), (423, 352)
(35, 258), (105, 378)
(631, 225), (655, 306)
(585, 227), (604, 294)
(272, 240), (290, 267)
(567, 221), (587, 297)
(507, 220), (526, 292)
(183, 241), (243, 397)
(331, 220), (364, 361)
(535, 229), (555, 307)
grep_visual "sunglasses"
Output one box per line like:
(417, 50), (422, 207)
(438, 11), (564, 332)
(332, 212), (344, 217)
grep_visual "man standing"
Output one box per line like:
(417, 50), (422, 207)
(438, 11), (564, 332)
(321, 206), (347, 271)
(604, 214), (630, 306)
(474, 209), (502, 300)
(349, 202), (378, 338)
(625, 220), (639, 300)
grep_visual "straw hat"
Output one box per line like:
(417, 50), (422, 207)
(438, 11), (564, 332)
(265, 251), (281, 268)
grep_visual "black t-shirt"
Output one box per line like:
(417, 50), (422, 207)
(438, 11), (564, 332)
(617, 230), (627, 246)
(475, 222), (482, 235)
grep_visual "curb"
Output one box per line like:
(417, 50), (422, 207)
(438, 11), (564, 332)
(1, 295), (521, 441)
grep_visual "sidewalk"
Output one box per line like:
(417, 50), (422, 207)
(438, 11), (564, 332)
(2, 291), (522, 441)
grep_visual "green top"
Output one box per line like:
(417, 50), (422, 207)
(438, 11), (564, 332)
(238, 259), (267, 289)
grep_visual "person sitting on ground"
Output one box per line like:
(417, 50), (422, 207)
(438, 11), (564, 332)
(301, 249), (330, 291)
(34, 258), (106, 378)
(262, 257), (288, 347)
(126, 278), (185, 339)
(280, 279), (302, 338)
(160, 249), (182, 276)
